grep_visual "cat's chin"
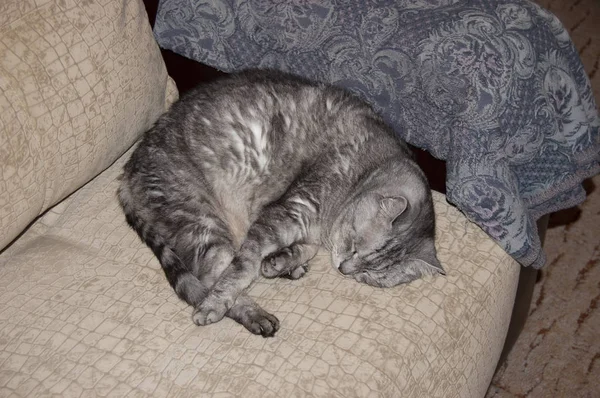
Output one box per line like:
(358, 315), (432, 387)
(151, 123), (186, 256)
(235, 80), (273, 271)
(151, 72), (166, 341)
(353, 271), (404, 288)
(353, 271), (411, 288)
(353, 271), (381, 287)
(352, 261), (445, 288)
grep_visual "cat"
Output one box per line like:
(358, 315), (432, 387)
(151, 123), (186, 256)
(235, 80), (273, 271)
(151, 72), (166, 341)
(118, 70), (444, 337)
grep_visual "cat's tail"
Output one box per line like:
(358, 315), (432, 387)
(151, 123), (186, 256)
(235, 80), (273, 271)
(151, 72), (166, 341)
(118, 189), (209, 310)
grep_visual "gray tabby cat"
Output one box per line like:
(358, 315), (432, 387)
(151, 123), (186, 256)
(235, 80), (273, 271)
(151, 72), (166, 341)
(118, 70), (444, 337)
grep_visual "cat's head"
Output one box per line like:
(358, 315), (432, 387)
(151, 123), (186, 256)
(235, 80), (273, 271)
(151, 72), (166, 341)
(329, 191), (444, 288)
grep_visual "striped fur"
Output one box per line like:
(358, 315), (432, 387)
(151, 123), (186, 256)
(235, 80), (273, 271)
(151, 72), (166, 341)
(118, 70), (443, 336)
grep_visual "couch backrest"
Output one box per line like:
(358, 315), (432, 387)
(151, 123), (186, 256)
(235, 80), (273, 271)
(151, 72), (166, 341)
(0, 0), (177, 250)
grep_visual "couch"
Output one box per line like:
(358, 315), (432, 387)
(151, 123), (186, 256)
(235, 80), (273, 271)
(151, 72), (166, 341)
(0, 0), (542, 397)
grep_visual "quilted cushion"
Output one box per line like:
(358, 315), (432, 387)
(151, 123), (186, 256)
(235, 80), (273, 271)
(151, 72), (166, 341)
(0, 0), (177, 249)
(0, 151), (520, 398)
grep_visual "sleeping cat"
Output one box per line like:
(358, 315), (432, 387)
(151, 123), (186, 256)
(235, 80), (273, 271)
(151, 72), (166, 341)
(118, 70), (444, 337)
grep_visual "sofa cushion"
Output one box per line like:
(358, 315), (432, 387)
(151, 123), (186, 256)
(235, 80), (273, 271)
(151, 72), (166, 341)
(0, 0), (177, 249)
(0, 150), (520, 398)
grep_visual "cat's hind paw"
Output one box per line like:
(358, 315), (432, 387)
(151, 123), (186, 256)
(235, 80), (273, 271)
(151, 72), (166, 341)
(192, 294), (232, 326)
(237, 308), (280, 337)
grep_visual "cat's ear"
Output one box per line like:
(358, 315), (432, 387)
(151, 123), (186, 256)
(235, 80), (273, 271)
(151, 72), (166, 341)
(378, 196), (408, 225)
(413, 239), (445, 276)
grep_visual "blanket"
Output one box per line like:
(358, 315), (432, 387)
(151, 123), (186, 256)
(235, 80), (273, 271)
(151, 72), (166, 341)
(153, 0), (600, 267)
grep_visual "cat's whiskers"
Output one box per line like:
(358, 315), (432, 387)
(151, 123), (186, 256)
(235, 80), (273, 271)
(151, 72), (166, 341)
(323, 236), (335, 252)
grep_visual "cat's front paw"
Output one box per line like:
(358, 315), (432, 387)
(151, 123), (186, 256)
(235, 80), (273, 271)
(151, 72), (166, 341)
(261, 248), (308, 279)
(192, 294), (232, 326)
(261, 247), (293, 278)
(282, 264), (308, 280)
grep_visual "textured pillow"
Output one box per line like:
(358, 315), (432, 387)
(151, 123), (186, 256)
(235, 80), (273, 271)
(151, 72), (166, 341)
(0, 0), (177, 250)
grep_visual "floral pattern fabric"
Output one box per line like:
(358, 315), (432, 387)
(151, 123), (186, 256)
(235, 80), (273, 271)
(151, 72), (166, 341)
(153, 0), (600, 268)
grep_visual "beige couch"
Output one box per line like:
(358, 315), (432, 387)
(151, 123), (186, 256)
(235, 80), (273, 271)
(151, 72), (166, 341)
(0, 1), (520, 397)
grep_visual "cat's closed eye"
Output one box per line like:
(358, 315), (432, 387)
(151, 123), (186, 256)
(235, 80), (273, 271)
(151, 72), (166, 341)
(342, 236), (352, 251)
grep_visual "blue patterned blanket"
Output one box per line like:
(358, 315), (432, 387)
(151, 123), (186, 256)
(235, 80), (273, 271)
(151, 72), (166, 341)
(154, 0), (600, 268)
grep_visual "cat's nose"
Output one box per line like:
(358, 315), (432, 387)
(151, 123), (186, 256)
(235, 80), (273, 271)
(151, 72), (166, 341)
(338, 260), (355, 276)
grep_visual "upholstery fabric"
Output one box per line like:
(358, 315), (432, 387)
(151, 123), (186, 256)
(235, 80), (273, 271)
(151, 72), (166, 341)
(153, 0), (600, 268)
(0, 151), (520, 397)
(0, 0), (177, 249)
